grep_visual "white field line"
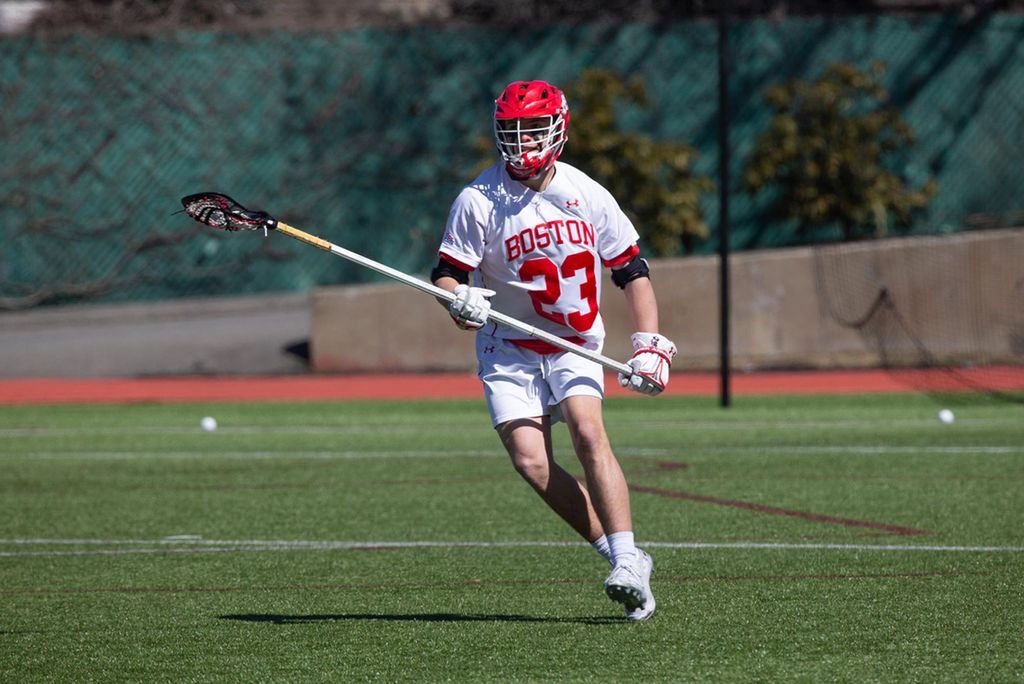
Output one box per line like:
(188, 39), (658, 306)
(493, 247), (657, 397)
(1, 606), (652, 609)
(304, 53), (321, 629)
(0, 425), (481, 438)
(0, 538), (1022, 558)
(710, 445), (1023, 454)
(0, 417), (1019, 438)
(9, 450), (507, 461)
(7, 445), (1021, 461)
(627, 418), (1020, 430)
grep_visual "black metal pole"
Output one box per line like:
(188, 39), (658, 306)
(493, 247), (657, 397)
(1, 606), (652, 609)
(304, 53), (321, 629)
(718, 2), (732, 408)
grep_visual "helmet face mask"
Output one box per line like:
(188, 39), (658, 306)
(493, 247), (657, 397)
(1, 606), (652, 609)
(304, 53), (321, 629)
(493, 81), (569, 180)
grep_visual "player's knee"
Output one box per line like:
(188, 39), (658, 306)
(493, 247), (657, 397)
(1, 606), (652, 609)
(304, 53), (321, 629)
(509, 451), (547, 486)
(570, 420), (609, 462)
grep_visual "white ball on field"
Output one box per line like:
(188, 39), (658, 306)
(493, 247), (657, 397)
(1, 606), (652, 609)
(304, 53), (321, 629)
(937, 409), (954, 424)
(200, 416), (218, 432)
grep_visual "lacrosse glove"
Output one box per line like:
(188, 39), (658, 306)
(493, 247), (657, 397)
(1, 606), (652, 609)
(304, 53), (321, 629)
(449, 284), (496, 330)
(618, 332), (677, 395)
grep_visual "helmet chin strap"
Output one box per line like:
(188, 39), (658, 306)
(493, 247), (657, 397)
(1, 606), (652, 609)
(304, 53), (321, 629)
(506, 150), (553, 180)
(507, 163), (539, 180)
(507, 162), (548, 181)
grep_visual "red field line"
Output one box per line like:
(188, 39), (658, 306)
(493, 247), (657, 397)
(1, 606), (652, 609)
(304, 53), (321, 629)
(629, 484), (932, 536)
(0, 367), (1021, 405)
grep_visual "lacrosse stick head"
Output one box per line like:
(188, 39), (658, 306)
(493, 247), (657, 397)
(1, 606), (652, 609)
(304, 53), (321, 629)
(180, 192), (277, 232)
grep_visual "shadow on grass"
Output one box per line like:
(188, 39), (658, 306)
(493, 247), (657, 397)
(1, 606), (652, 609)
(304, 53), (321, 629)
(219, 612), (623, 626)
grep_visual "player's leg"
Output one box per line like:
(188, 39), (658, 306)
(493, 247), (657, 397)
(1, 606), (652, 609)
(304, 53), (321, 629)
(558, 394), (632, 536)
(543, 353), (633, 542)
(549, 353), (656, 620)
(495, 416), (605, 543)
(479, 333), (609, 554)
(560, 395), (655, 620)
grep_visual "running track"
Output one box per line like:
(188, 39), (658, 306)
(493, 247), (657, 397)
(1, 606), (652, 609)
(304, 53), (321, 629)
(2, 368), (1022, 405)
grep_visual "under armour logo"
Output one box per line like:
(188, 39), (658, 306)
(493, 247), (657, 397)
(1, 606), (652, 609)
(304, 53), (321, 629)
(483, 346), (496, 354)
(566, 199), (579, 209)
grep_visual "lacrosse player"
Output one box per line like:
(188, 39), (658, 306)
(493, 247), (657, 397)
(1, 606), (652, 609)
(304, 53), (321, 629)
(431, 80), (676, 621)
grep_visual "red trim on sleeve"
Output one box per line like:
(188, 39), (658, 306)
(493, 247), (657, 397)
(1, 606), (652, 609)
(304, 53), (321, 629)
(439, 252), (476, 272)
(601, 244), (640, 268)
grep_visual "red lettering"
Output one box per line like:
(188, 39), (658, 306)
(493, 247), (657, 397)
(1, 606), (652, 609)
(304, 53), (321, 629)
(520, 227), (536, 254)
(506, 220), (594, 263)
(505, 234), (521, 260)
(536, 223), (552, 249)
(565, 220), (581, 243)
(581, 221), (595, 246)
(549, 220), (565, 244)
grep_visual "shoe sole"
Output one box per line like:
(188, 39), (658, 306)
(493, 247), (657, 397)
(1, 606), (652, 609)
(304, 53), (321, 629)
(609, 551), (655, 619)
(605, 583), (645, 611)
(627, 596), (656, 621)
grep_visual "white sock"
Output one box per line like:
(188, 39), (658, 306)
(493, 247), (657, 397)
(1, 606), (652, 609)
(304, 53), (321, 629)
(591, 535), (614, 566)
(607, 531), (637, 566)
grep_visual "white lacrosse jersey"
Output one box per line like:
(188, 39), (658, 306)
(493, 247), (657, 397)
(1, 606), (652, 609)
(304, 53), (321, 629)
(438, 161), (639, 352)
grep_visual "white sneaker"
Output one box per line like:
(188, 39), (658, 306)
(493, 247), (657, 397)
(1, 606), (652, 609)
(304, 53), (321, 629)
(604, 549), (655, 621)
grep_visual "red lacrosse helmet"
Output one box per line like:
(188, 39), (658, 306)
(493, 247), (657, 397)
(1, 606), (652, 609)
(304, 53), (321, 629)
(493, 80), (569, 180)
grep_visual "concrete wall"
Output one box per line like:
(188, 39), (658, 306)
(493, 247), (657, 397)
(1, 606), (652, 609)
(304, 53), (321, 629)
(0, 293), (311, 378)
(311, 228), (1024, 373)
(2, 229), (1019, 378)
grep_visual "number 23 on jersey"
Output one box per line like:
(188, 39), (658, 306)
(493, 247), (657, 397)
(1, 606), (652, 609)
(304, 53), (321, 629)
(518, 251), (598, 332)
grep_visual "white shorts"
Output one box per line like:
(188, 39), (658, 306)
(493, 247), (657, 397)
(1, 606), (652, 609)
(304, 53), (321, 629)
(476, 331), (605, 427)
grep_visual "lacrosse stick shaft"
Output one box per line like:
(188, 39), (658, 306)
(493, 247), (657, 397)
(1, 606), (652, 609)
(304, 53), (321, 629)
(274, 222), (633, 376)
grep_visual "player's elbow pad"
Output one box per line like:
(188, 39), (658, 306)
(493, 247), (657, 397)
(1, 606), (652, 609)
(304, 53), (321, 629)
(430, 258), (470, 286)
(611, 256), (650, 289)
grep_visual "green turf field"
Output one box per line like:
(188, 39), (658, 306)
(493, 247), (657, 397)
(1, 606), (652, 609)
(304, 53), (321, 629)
(1, 394), (1022, 682)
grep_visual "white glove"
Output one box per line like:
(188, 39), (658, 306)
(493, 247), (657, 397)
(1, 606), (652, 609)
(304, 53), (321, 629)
(448, 284), (496, 330)
(618, 332), (677, 395)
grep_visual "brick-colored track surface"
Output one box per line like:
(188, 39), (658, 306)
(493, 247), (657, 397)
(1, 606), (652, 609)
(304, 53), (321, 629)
(2, 368), (1021, 405)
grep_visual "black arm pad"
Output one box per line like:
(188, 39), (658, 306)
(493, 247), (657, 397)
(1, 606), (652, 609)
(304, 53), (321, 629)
(611, 256), (650, 289)
(430, 257), (470, 286)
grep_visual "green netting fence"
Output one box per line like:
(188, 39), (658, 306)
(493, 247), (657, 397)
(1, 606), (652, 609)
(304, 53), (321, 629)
(2, 13), (1022, 308)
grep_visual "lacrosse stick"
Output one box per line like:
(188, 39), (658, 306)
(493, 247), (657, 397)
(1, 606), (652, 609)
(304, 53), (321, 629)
(179, 192), (634, 376)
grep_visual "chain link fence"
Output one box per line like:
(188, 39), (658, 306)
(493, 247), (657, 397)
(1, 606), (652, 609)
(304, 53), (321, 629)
(2, 3), (1023, 308)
